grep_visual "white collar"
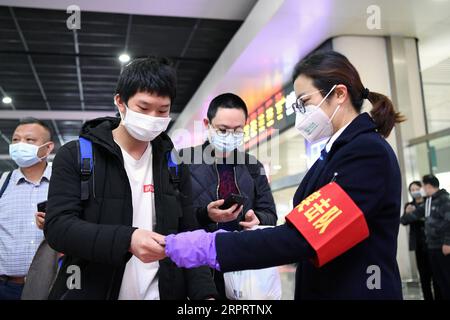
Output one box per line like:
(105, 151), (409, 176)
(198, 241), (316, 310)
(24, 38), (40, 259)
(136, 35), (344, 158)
(325, 122), (351, 153)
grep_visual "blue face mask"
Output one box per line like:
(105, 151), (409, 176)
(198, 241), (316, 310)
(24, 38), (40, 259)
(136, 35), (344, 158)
(209, 127), (244, 153)
(9, 142), (48, 168)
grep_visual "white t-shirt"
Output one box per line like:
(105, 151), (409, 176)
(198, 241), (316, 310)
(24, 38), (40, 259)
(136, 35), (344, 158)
(117, 141), (160, 300)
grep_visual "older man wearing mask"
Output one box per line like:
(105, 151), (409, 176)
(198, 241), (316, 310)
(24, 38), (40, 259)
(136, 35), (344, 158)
(0, 118), (54, 300)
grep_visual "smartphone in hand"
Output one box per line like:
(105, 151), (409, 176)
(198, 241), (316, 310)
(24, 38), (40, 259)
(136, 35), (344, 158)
(37, 200), (48, 213)
(219, 193), (247, 210)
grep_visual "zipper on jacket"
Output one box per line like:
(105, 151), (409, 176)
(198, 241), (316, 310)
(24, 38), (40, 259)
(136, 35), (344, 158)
(92, 145), (96, 199)
(214, 163), (220, 200)
(233, 166), (242, 196)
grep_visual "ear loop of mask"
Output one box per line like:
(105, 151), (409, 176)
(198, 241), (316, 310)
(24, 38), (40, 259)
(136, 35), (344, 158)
(206, 124), (213, 141)
(317, 84), (337, 108)
(37, 142), (51, 161)
(328, 104), (341, 123)
(114, 98), (125, 120)
(318, 84), (340, 123)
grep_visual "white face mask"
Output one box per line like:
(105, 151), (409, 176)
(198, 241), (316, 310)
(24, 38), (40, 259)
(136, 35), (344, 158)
(295, 85), (340, 143)
(411, 190), (422, 199)
(9, 142), (48, 168)
(119, 103), (171, 142)
(208, 126), (244, 153)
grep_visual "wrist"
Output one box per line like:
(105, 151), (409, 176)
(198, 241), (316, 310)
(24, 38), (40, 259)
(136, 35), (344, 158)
(199, 206), (216, 225)
(129, 228), (139, 253)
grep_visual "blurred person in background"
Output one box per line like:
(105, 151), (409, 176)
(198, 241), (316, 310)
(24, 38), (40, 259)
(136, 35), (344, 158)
(401, 180), (440, 300)
(402, 174), (450, 299)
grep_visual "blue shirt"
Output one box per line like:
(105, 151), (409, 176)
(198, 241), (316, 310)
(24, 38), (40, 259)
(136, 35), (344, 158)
(0, 165), (51, 277)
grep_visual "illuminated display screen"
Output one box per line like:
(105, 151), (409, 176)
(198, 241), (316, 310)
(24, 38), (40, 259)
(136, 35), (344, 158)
(244, 86), (296, 149)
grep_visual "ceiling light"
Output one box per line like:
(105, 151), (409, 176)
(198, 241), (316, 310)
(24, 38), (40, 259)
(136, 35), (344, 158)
(2, 96), (12, 104)
(119, 53), (130, 63)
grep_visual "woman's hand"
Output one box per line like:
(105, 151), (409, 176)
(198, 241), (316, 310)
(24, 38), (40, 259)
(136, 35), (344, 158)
(165, 229), (226, 269)
(405, 204), (415, 214)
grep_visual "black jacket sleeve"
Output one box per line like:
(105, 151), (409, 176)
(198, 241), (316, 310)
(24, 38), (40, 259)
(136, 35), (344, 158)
(400, 202), (414, 226)
(251, 161), (277, 226)
(216, 223), (315, 272)
(400, 205), (425, 225)
(195, 206), (218, 232)
(442, 195), (450, 246)
(44, 142), (135, 267)
(178, 162), (218, 299)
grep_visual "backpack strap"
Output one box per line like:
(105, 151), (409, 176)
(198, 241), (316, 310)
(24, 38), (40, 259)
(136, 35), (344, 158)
(166, 151), (181, 193)
(78, 137), (93, 201)
(0, 171), (13, 198)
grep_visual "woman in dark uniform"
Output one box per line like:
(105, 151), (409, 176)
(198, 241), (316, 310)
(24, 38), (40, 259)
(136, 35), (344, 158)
(163, 51), (406, 299)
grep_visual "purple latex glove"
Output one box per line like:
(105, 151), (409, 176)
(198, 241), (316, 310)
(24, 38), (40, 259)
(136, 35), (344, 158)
(165, 229), (226, 270)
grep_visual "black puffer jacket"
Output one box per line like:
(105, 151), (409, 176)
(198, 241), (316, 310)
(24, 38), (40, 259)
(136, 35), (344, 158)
(400, 199), (426, 251)
(180, 142), (277, 232)
(401, 189), (450, 249)
(44, 117), (217, 300)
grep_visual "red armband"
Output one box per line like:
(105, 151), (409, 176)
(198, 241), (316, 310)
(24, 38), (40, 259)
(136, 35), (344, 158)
(286, 182), (369, 267)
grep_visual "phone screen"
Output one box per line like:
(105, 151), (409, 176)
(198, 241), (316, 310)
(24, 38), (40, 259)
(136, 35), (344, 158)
(219, 194), (246, 210)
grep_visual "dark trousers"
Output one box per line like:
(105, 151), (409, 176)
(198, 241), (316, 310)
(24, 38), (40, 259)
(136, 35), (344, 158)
(213, 270), (228, 300)
(415, 244), (440, 300)
(0, 279), (24, 300)
(428, 248), (450, 300)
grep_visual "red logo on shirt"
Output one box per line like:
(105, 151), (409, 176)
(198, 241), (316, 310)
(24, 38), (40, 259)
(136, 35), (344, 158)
(143, 184), (154, 193)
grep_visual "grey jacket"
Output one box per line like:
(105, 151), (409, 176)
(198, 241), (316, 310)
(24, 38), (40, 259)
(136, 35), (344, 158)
(21, 240), (59, 300)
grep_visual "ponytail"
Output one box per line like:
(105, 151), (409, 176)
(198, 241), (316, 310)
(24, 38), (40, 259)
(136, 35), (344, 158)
(367, 91), (405, 138)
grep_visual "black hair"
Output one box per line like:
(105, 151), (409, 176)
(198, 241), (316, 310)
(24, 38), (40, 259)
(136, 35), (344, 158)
(207, 93), (248, 122)
(115, 56), (177, 103)
(422, 174), (439, 188)
(16, 117), (53, 141)
(408, 180), (422, 192)
(292, 50), (405, 138)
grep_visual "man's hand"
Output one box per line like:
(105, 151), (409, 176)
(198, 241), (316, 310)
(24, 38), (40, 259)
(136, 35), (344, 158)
(443, 244), (450, 256)
(239, 209), (260, 230)
(405, 204), (415, 214)
(207, 199), (243, 223)
(130, 229), (166, 263)
(35, 212), (45, 230)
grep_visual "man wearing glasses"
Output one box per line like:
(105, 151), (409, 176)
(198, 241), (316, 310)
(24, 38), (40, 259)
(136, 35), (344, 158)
(180, 93), (277, 299)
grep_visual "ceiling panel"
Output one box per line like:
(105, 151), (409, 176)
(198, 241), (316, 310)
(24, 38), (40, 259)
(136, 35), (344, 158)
(0, 5), (243, 172)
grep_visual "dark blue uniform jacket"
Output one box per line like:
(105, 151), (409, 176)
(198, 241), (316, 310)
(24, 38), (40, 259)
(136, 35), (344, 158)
(215, 113), (403, 300)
